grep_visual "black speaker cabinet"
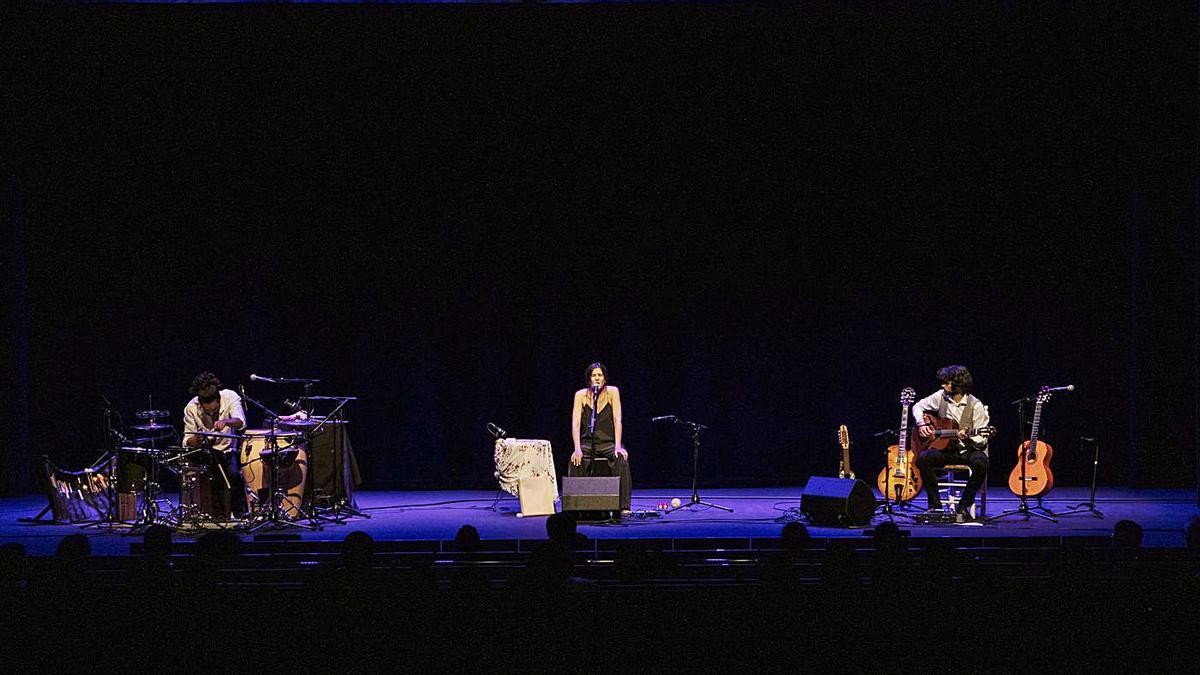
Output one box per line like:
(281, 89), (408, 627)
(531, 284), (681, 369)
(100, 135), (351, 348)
(562, 476), (620, 512)
(800, 476), (876, 526)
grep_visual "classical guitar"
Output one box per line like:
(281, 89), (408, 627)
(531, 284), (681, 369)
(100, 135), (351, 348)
(911, 416), (998, 452)
(877, 387), (922, 502)
(1007, 387), (1055, 497)
(837, 424), (855, 480)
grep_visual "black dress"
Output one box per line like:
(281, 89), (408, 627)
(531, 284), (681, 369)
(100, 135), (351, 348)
(570, 398), (632, 510)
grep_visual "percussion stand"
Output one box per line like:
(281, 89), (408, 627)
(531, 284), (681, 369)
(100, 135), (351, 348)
(79, 398), (124, 531)
(125, 447), (167, 536)
(246, 422), (321, 533)
(237, 389), (319, 530)
(162, 447), (213, 531)
(309, 396), (368, 524)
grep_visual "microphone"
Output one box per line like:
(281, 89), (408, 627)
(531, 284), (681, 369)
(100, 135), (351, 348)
(1043, 384), (1075, 393)
(651, 415), (677, 423)
(249, 374), (278, 383)
(873, 429), (898, 438)
(486, 422), (507, 439)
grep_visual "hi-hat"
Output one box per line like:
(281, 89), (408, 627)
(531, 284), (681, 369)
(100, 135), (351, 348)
(135, 409), (170, 419)
(131, 422), (173, 432)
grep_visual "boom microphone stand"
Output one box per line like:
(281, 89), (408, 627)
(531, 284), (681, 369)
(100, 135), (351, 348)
(656, 415), (733, 514)
(1058, 437), (1104, 519)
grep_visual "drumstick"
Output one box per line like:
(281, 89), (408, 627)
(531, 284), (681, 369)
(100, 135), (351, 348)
(216, 463), (231, 490)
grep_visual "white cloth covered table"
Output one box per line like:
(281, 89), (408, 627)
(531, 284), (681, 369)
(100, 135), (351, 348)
(494, 438), (558, 500)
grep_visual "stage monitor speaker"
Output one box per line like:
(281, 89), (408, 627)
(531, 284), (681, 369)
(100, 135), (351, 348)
(800, 476), (875, 527)
(561, 476), (620, 512)
(517, 476), (555, 517)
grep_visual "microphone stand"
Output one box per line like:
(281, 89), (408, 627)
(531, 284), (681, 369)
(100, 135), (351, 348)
(1058, 437), (1104, 519)
(661, 416), (733, 514)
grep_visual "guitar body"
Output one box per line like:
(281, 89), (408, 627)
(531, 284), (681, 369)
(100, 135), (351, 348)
(876, 444), (923, 502)
(911, 416), (957, 452)
(1007, 440), (1054, 497)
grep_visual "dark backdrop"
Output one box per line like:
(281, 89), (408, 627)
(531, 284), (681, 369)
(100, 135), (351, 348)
(3, 2), (1196, 495)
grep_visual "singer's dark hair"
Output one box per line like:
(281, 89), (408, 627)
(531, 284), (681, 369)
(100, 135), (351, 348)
(190, 372), (222, 403)
(584, 362), (608, 386)
(937, 365), (973, 394)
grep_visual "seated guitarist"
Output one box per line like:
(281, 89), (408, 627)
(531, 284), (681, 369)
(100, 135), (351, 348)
(913, 365), (990, 517)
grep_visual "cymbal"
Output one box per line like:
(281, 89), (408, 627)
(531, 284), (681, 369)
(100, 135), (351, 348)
(135, 409), (170, 419)
(131, 422), (173, 432)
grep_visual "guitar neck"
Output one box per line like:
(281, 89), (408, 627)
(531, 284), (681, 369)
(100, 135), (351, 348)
(897, 405), (911, 458)
(1027, 401), (1044, 456)
(933, 426), (988, 438)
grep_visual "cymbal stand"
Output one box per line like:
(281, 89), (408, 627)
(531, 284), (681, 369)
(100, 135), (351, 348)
(986, 397), (1057, 523)
(662, 417), (733, 514)
(1058, 437), (1104, 519)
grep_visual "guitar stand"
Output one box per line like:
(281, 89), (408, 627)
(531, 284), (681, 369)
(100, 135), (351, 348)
(986, 395), (1058, 524)
(1058, 437), (1105, 519)
(873, 481), (916, 522)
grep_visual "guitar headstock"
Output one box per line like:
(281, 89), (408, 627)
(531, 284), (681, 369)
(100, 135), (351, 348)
(838, 424), (850, 450)
(900, 387), (916, 406)
(1037, 386), (1053, 404)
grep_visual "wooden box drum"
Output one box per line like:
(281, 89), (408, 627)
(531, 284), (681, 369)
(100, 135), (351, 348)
(239, 429), (308, 518)
(179, 463), (231, 520)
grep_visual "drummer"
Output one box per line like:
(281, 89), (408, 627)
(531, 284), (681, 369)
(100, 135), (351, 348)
(182, 372), (246, 518)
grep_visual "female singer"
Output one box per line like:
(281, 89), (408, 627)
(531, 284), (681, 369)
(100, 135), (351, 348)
(570, 362), (632, 513)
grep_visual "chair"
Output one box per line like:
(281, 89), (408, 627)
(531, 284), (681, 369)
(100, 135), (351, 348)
(934, 464), (987, 518)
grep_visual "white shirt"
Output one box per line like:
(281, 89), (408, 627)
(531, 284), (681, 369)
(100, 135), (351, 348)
(182, 389), (246, 453)
(911, 389), (991, 449)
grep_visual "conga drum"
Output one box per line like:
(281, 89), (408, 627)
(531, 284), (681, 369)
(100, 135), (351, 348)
(239, 429), (308, 518)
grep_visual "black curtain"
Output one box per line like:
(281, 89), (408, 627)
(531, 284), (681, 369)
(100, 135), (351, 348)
(2, 3), (1196, 494)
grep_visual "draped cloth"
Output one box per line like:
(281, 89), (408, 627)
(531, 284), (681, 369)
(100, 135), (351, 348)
(494, 438), (558, 499)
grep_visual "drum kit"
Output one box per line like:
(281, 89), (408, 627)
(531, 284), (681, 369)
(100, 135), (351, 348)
(108, 394), (362, 534)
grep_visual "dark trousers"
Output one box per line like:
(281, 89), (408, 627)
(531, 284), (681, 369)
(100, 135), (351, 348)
(914, 447), (988, 510)
(568, 442), (632, 511)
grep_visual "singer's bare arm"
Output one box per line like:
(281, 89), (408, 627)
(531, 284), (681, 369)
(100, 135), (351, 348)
(611, 386), (625, 459)
(571, 389), (584, 465)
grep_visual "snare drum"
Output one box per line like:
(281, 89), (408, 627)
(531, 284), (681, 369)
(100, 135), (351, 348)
(239, 429), (308, 517)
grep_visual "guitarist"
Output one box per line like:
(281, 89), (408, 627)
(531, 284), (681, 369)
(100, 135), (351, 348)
(913, 365), (990, 517)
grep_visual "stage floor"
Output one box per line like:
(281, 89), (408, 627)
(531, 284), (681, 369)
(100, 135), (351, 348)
(2, 487), (1196, 556)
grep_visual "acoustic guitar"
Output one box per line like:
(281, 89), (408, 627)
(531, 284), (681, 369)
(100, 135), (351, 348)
(911, 415), (997, 452)
(877, 387), (922, 502)
(1007, 387), (1055, 497)
(837, 425), (855, 480)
